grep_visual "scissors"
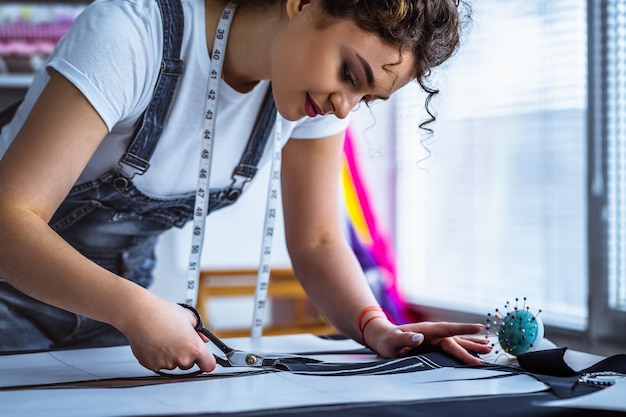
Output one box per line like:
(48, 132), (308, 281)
(177, 303), (321, 371)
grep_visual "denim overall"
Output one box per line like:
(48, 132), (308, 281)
(0, 0), (276, 351)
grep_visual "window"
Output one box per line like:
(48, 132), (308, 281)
(397, 1), (591, 330)
(605, 1), (626, 313)
(588, 0), (626, 344)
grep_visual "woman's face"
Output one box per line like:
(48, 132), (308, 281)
(270, 1), (415, 122)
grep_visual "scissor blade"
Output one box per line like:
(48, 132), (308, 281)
(213, 354), (231, 367)
(226, 350), (263, 367)
(225, 351), (323, 368)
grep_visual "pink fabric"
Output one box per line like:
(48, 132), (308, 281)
(0, 21), (72, 41)
(0, 21), (72, 57)
(343, 128), (408, 323)
(0, 40), (56, 55)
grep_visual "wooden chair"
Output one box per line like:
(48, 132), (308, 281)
(196, 268), (338, 338)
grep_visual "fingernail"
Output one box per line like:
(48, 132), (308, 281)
(411, 333), (423, 343)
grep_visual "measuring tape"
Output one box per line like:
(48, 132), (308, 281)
(184, 2), (281, 340)
(184, 3), (234, 306)
(251, 114), (282, 339)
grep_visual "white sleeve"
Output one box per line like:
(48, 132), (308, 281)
(289, 113), (351, 139)
(46, 0), (161, 131)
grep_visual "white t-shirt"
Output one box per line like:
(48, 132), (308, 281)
(0, 0), (349, 197)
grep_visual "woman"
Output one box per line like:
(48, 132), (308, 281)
(0, 0), (491, 373)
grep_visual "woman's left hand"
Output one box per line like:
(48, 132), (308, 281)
(370, 322), (492, 365)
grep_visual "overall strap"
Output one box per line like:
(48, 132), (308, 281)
(118, 0), (185, 177)
(225, 85), (277, 201)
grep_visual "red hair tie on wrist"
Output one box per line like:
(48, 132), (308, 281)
(358, 306), (391, 349)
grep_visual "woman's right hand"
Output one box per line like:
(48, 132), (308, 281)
(119, 298), (216, 374)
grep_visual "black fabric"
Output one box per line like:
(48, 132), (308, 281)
(196, 349), (624, 415)
(134, 348), (579, 417)
(517, 347), (578, 377)
(582, 353), (626, 374)
(276, 352), (463, 375)
(514, 348), (626, 398)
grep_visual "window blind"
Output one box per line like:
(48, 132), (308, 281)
(606, 0), (626, 311)
(396, 0), (588, 329)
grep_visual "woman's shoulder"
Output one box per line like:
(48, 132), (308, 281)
(47, 0), (166, 129)
(77, 0), (162, 34)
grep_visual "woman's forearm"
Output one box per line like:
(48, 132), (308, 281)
(289, 238), (393, 344)
(0, 205), (148, 332)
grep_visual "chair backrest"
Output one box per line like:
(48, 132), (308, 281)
(197, 268), (337, 338)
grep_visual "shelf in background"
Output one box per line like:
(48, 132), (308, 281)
(0, 73), (33, 88)
(0, 1), (88, 4)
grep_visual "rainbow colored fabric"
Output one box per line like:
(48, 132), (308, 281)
(341, 127), (409, 324)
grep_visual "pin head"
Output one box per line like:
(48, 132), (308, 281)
(485, 298), (544, 356)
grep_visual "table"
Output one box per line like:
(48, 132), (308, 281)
(0, 334), (624, 417)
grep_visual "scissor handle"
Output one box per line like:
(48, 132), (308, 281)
(179, 303), (204, 332)
(178, 303), (234, 355)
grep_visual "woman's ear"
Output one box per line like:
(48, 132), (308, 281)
(298, 0), (311, 11)
(285, 0), (311, 18)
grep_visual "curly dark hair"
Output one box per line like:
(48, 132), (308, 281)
(234, 0), (472, 133)
(327, 0), (471, 133)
